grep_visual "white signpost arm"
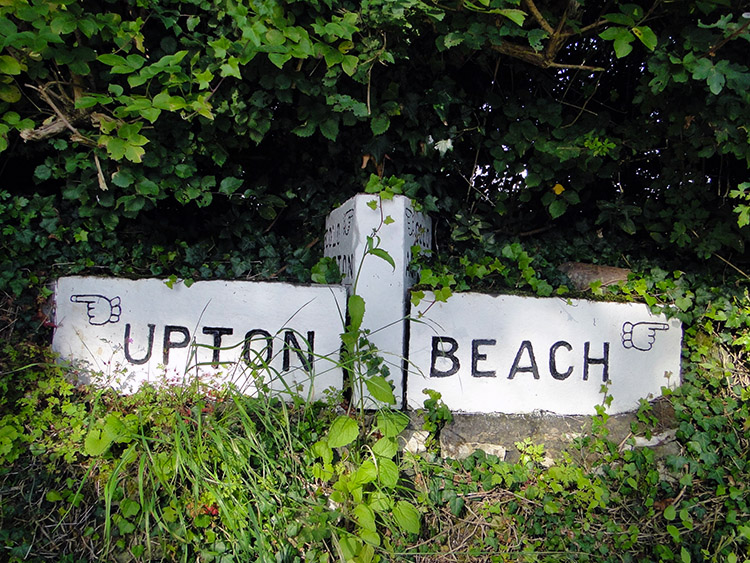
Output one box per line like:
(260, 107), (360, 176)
(324, 194), (432, 408)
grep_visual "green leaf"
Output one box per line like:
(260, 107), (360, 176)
(372, 436), (398, 459)
(365, 375), (396, 404)
(393, 500), (421, 534)
(548, 199), (567, 219)
(614, 32), (635, 58)
(311, 256), (342, 284)
(97, 53), (127, 67)
(497, 9), (527, 26)
(369, 247), (395, 270)
(0, 84), (21, 103)
(0, 55), (22, 75)
(371, 114), (390, 135)
(377, 458), (399, 488)
(124, 144), (146, 163)
(84, 427), (113, 456)
(220, 57), (242, 78)
(376, 409), (409, 437)
(664, 504), (677, 520)
(34, 164), (52, 181)
(354, 503), (376, 532)
(352, 460), (378, 487)
(265, 29), (286, 46)
(706, 67), (725, 95)
(219, 177), (243, 195)
(136, 179), (160, 196)
(120, 498), (141, 518)
(341, 55), (358, 76)
(433, 286), (453, 302)
(347, 294), (365, 332)
(319, 118), (339, 141)
(312, 439), (333, 464)
(632, 26), (657, 51)
(327, 415), (359, 448)
(603, 13), (635, 26)
(45, 490), (64, 502)
(268, 52), (292, 69)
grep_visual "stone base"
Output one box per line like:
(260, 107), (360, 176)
(404, 398), (679, 462)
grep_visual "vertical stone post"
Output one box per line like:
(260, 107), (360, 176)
(324, 194), (432, 408)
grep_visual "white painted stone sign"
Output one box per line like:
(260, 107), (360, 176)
(325, 194), (431, 407)
(407, 292), (682, 415)
(51, 195), (683, 416)
(53, 277), (347, 399)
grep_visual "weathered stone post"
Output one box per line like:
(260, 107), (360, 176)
(324, 194), (432, 407)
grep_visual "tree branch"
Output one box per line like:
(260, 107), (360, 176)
(19, 84), (95, 145)
(523, 0), (555, 34)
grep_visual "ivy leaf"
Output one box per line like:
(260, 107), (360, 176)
(341, 54), (358, 76)
(268, 52), (292, 68)
(327, 415), (359, 448)
(220, 57), (242, 78)
(706, 67), (726, 95)
(120, 498), (141, 518)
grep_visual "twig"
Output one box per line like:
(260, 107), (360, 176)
(713, 252), (750, 280)
(29, 84), (77, 135)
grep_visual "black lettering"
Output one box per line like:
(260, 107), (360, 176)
(242, 329), (273, 367)
(283, 330), (314, 372)
(471, 339), (496, 378)
(163, 325), (190, 365)
(549, 341), (574, 380)
(202, 327), (234, 365)
(124, 323), (155, 365)
(430, 336), (460, 377)
(584, 342), (610, 382)
(508, 340), (540, 379)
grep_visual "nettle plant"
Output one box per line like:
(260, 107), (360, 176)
(310, 190), (424, 562)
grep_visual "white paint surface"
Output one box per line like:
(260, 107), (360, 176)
(407, 292), (682, 415)
(325, 194), (432, 408)
(53, 277), (346, 399)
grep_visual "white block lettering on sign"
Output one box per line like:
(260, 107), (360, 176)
(407, 292), (682, 415)
(325, 194), (432, 407)
(53, 277), (347, 399)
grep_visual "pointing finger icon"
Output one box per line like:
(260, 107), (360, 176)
(70, 294), (122, 325)
(622, 321), (670, 352)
